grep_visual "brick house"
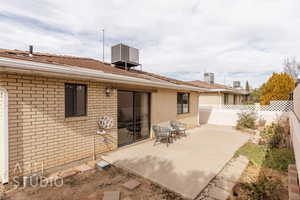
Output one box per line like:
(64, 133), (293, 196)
(0, 49), (207, 183)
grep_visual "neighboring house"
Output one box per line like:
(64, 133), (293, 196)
(189, 80), (250, 105)
(0, 48), (207, 183)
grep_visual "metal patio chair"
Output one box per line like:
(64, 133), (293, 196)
(152, 125), (172, 147)
(170, 120), (187, 137)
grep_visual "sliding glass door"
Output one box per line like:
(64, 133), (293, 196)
(117, 91), (150, 147)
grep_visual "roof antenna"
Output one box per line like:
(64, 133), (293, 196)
(101, 29), (105, 62)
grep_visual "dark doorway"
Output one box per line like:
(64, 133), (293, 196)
(117, 91), (150, 147)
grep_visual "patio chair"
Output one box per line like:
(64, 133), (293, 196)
(170, 120), (187, 137)
(152, 125), (172, 147)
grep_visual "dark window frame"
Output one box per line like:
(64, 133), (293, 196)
(177, 92), (190, 114)
(65, 83), (87, 118)
(233, 94), (237, 105)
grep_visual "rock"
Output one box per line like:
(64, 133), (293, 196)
(76, 164), (93, 173)
(61, 170), (78, 178)
(122, 180), (141, 190)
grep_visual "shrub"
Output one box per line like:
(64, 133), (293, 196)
(241, 174), (283, 200)
(263, 148), (295, 172)
(260, 120), (290, 148)
(257, 117), (266, 127)
(236, 111), (257, 130)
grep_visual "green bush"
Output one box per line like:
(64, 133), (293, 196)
(241, 175), (283, 200)
(263, 148), (295, 172)
(236, 111), (257, 130)
(260, 123), (286, 148)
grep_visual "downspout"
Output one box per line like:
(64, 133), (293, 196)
(197, 95), (200, 126)
(0, 88), (8, 184)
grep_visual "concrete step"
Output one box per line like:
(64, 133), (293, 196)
(199, 156), (249, 200)
(209, 187), (230, 200)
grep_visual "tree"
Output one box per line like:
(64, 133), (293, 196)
(260, 73), (295, 105)
(283, 57), (300, 80)
(249, 88), (261, 104)
(245, 81), (250, 92)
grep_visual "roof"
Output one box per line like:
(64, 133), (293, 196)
(189, 80), (249, 95)
(0, 49), (204, 91)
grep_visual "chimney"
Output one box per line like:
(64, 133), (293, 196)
(204, 73), (214, 84)
(29, 45), (33, 57)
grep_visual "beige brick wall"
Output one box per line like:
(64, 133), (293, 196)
(0, 72), (201, 179)
(0, 73), (117, 178)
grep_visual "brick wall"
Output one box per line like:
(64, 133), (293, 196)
(0, 73), (117, 178)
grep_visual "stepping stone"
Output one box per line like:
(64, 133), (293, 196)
(209, 187), (230, 200)
(103, 191), (120, 200)
(76, 164), (93, 172)
(122, 180), (141, 190)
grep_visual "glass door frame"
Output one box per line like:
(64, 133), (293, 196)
(117, 90), (151, 147)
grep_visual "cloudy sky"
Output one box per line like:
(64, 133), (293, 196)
(1, 0), (299, 88)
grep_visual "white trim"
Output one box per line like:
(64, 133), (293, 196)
(0, 88), (8, 183)
(0, 57), (209, 92)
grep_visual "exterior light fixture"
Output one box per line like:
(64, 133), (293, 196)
(105, 88), (112, 97)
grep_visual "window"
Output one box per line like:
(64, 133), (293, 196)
(177, 92), (189, 114)
(65, 83), (87, 117)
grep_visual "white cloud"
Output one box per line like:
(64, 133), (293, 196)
(0, 0), (300, 87)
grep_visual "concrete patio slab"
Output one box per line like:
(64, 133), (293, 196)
(102, 125), (250, 199)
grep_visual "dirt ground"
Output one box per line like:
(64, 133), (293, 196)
(229, 164), (288, 200)
(0, 166), (186, 200)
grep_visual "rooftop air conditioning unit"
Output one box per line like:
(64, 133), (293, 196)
(204, 73), (214, 84)
(233, 81), (241, 88)
(111, 44), (139, 69)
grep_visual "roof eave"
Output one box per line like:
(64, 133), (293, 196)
(0, 56), (210, 92)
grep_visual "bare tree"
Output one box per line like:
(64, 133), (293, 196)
(283, 57), (300, 80)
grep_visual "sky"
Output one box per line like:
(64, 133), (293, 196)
(1, 0), (300, 88)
